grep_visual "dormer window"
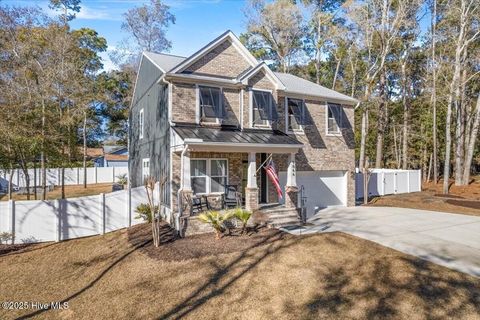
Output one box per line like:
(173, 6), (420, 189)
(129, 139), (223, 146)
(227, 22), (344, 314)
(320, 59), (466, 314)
(251, 90), (278, 128)
(198, 86), (224, 123)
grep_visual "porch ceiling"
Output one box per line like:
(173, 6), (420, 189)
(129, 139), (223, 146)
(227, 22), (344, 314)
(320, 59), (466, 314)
(172, 124), (303, 153)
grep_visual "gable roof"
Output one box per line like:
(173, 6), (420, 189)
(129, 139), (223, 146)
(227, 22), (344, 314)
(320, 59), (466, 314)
(238, 62), (285, 90)
(275, 72), (358, 105)
(170, 30), (258, 73)
(143, 52), (186, 73)
(140, 30), (358, 105)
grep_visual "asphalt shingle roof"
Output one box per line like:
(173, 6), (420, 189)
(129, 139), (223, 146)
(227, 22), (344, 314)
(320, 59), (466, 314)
(143, 50), (358, 104)
(144, 52), (186, 72)
(274, 72), (358, 104)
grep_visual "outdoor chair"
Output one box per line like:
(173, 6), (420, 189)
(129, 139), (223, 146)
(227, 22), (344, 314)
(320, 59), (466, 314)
(223, 185), (241, 209)
(190, 195), (210, 215)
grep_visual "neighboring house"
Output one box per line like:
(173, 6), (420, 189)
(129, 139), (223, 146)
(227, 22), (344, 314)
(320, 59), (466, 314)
(129, 30), (357, 232)
(94, 146), (128, 167)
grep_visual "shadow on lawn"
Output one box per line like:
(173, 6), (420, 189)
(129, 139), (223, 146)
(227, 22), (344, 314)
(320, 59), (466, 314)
(18, 237), (154, 320)
(18, 223), (291, 320)
(300, 236), (480, 319)
(156, 230), (299, 320)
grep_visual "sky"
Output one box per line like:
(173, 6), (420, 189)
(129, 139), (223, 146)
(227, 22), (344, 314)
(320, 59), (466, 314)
(3, 0), (248, 71)
(3, 0), (432, 71)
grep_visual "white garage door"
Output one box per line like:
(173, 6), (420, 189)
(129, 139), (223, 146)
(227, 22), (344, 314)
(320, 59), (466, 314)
(279, 170), (347, 219)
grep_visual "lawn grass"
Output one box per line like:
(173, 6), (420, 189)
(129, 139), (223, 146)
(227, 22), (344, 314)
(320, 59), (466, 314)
(0, 223), (479, 320)
(0, 183), (114, 201)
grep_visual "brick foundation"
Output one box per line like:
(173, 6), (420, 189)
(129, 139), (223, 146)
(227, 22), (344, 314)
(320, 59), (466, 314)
(245, 187), (259, 211)
(285, 186), (299, 209)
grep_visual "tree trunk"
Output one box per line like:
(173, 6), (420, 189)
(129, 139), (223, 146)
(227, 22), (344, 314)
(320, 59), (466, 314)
(454, 48), (468, 185)
(375, 69), (387, 168)
(431, 0), (438, 184)
(332, 56), (341, 90)
(8, 169), (13, 200)
(427, 153), (433, 182)
(83, 110), (87, 189)
(41, 98), (46, 200)
(443, 10), (465, 194)
(401, 59), (409, 170)
(359, 109), (368, 170)
(393, 123), (400, 168)
(33, 161), (37, 200)
(61, 166), (65, 199)
(462, 95), (480, 185)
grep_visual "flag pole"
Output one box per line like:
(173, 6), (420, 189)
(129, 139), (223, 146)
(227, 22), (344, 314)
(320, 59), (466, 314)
(255, 153), (273, 175)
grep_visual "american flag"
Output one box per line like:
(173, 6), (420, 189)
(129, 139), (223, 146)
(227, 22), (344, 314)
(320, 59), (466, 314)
(265, 158), (283, 200)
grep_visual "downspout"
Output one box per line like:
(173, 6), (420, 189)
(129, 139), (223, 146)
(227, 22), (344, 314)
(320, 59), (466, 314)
(176, 144), (189, 233)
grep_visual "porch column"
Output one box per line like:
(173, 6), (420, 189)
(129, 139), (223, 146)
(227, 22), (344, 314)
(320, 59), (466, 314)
(285, 153), (299, 209)
(182, 150), (191, 191)
(245, 152), (259, 211)
(180, 149), (193, 219)
(286, 153), (297, 187)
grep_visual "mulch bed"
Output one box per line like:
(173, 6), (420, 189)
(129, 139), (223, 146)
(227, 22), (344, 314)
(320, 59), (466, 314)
(0, 243), (34, 256)
(127, 222), (291, 262)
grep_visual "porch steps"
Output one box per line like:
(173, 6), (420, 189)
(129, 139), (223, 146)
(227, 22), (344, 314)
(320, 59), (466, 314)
(257, 205), (303, 229)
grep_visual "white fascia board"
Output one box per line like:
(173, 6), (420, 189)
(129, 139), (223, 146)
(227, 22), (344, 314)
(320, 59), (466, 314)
(280, 90), (358, 106)
(165, 73), (241, 88)
(239, 63), (286, 90)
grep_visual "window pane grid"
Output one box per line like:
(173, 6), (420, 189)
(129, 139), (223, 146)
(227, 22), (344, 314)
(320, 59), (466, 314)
(327, 104), (342, 134)
(190, 159), (228, 194)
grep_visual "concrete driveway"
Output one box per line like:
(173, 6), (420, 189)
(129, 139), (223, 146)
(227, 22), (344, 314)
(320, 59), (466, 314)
(286, 206), (480, 277)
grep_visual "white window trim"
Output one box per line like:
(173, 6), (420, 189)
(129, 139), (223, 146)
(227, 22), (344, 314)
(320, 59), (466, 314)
(191, 158), (229, 195)
(249, 88), (273, 129)
(139, 108), (144, 139)
(196, 84), (223, 125)
(285, 96), (305, 134)
(142, 158), (150, 179)
(325, 103), (343, 136)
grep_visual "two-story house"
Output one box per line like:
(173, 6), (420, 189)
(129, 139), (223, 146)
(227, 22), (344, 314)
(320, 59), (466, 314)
(129, 30), (357, 233)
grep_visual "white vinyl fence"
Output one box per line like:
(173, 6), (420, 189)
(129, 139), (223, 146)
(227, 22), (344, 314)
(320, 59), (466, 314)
(0, 167), (128, 190)
(0, 186), (171, 244)
(355, 169), (421, 200)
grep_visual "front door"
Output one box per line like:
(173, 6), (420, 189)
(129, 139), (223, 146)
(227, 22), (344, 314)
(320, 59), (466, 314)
(241, 161), (248, 202)
(260, 153), (267, 203)
(242, 155), (268, 204)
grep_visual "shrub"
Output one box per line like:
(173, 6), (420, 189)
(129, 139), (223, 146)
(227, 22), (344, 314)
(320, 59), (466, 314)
(116, 173), (128, 186)
(231, 208), (252, 234)
(135, 203), (159, 223)
(198, 210), (235, 239)
(0, 232), (13, 245)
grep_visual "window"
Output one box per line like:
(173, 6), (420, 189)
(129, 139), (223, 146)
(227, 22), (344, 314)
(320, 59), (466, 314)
(287, 98), (305, 131)
(327, 103), (342, 135)
(191, 160), (207, 194)
(210, 159), (227, 193)
(199, 86), (224, 123)
(190, 159), (228, 194)
(139, 108), (144, 139)
(251, 90), (277, 127)
(142, 158), (150, 180)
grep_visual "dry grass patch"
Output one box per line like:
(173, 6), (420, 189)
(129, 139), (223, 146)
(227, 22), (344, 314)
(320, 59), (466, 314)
(0, 183), (114, 201)
(367, 177), (480, 217)
(0, 223), (479, 320)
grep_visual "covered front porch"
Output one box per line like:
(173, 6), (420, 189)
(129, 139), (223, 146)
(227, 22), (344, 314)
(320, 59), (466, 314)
(171, 125), (303, 234)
